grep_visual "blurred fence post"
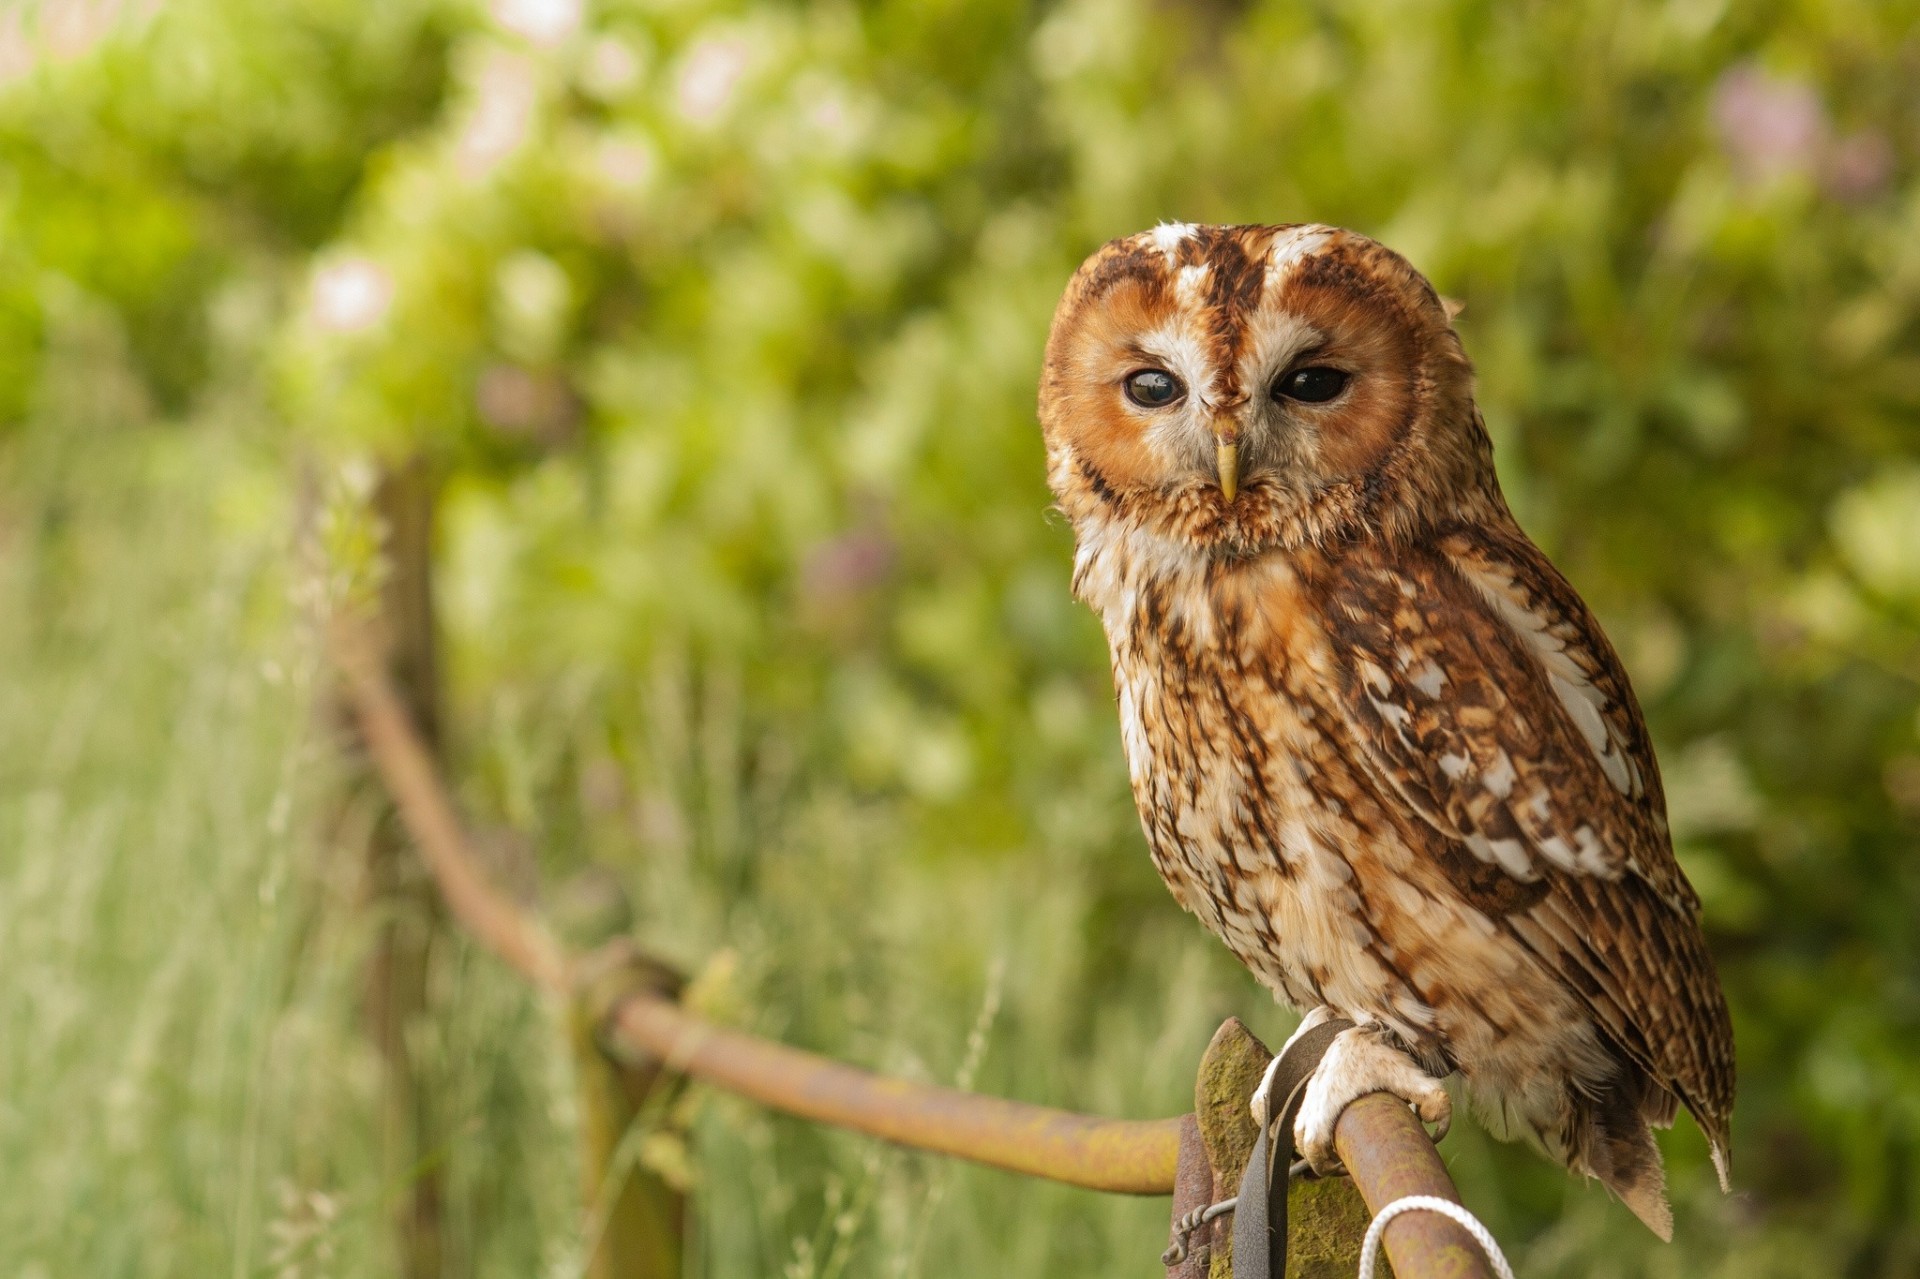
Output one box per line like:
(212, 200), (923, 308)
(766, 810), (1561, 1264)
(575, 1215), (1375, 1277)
(357, 456), (450, 1279)
(556, 873), (689, 1279)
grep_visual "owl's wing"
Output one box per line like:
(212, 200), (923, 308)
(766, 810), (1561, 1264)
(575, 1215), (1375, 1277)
(1313, 526), (1733, 1145)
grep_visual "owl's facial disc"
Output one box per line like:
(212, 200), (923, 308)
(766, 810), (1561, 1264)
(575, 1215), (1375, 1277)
(1039, 223), (1478, 548)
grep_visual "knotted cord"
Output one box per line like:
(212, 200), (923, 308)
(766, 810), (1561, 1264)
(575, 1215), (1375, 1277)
(1358, 1194), (1514, 1279)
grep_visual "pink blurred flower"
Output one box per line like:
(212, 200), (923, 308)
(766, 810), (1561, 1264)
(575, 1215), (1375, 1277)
(475, 364), (579, 444)
(1712, 62), (1826, 185)
(798, 526), (898, 639)
(1824, 130), (1895, 202)
(802, 529), (896, 601)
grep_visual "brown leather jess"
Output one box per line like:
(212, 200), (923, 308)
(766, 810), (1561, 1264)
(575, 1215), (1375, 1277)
(1232, 1017), (1358, 1278)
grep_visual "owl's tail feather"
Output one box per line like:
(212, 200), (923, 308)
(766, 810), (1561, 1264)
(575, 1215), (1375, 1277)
(1603, 1144), (1673, 1241)
(1675, 1082), (1734, 1194)
(1584, 1072), (1674, 1240)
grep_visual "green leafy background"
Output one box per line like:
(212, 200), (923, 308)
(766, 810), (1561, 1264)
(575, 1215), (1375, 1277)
(2, 0), (1916, 1274)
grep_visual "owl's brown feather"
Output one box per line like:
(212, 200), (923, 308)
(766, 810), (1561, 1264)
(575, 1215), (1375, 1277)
(1039, 223), (1734, 1237)
(1305, 526), (1734, 1162)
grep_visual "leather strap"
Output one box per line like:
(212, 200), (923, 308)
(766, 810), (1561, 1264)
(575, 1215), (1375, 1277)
(1230, 1017), (1355, 1279)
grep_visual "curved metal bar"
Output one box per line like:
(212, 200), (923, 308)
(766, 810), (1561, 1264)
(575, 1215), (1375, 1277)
(1336, 1092), (1495, 1279)
(335, 619), (1185, 1194)
(602, 991), (1186, 1195)
(334, 621), (570, 993)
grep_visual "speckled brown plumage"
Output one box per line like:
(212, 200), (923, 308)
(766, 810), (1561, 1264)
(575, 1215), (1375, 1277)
(1038, 223), (1734, 1237)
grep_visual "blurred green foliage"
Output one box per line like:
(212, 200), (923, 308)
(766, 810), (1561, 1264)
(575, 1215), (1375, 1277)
(1, 0), (1917, 1275)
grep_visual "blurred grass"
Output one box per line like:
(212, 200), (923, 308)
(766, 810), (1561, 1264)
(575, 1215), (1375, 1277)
(1, 0), (1918, 1275)
(0, 419), (579, 1276)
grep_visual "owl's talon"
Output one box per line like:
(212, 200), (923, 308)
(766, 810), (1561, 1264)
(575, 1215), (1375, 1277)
(1250, 1055), (1280, 1132)
(1250, 1006), (1341, 1131)
(1291, 1025), (1451, 1177)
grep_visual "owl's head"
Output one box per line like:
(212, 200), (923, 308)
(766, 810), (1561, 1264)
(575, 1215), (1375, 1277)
(1039, 224), (1500, 555)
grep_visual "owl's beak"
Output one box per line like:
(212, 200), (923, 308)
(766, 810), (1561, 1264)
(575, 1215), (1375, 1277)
(1213, 428), (1239, 503)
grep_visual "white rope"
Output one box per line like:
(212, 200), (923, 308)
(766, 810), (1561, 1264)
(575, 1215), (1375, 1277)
(1357, 1194), (1515, 1279)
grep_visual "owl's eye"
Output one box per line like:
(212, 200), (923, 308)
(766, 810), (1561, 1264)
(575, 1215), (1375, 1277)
(1123, 369), (1184, 408)
(1274, 366), (1349, 404)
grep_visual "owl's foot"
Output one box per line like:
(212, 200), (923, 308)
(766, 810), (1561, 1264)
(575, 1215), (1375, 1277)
(1253, 1013), (1451, 1178)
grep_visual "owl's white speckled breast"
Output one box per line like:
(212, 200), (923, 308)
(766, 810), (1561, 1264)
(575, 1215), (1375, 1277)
(1078, 521), (1435, 1036)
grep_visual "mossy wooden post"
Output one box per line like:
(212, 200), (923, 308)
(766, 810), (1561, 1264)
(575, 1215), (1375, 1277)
(1191, 1019), (1371, 1278)
(556, 871), (687, 1279)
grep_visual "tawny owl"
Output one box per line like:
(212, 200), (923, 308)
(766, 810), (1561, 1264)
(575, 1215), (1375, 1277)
(1038, 223), (1733, 1238)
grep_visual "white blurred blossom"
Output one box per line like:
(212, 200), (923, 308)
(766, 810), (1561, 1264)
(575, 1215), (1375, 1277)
(1831, 468), (1920, 599)
(593, 131), (658, 192)
(0, 15), (32, 85)
(38, 0), (138, 61)
(494, 251), (572, 363)
(802, 77), (850, 136)
(674, 35), (751, 124)
(308, 256), (393, 333)
(456, 50), (539, 179)
(1663, 736), (1761, 840)
(491, 0), (581, 47)
(579, 34), (645, 100)
(1031, 0), (1133, 82)
(790, 73), (871, 157)
(1, 0), (161, 82)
